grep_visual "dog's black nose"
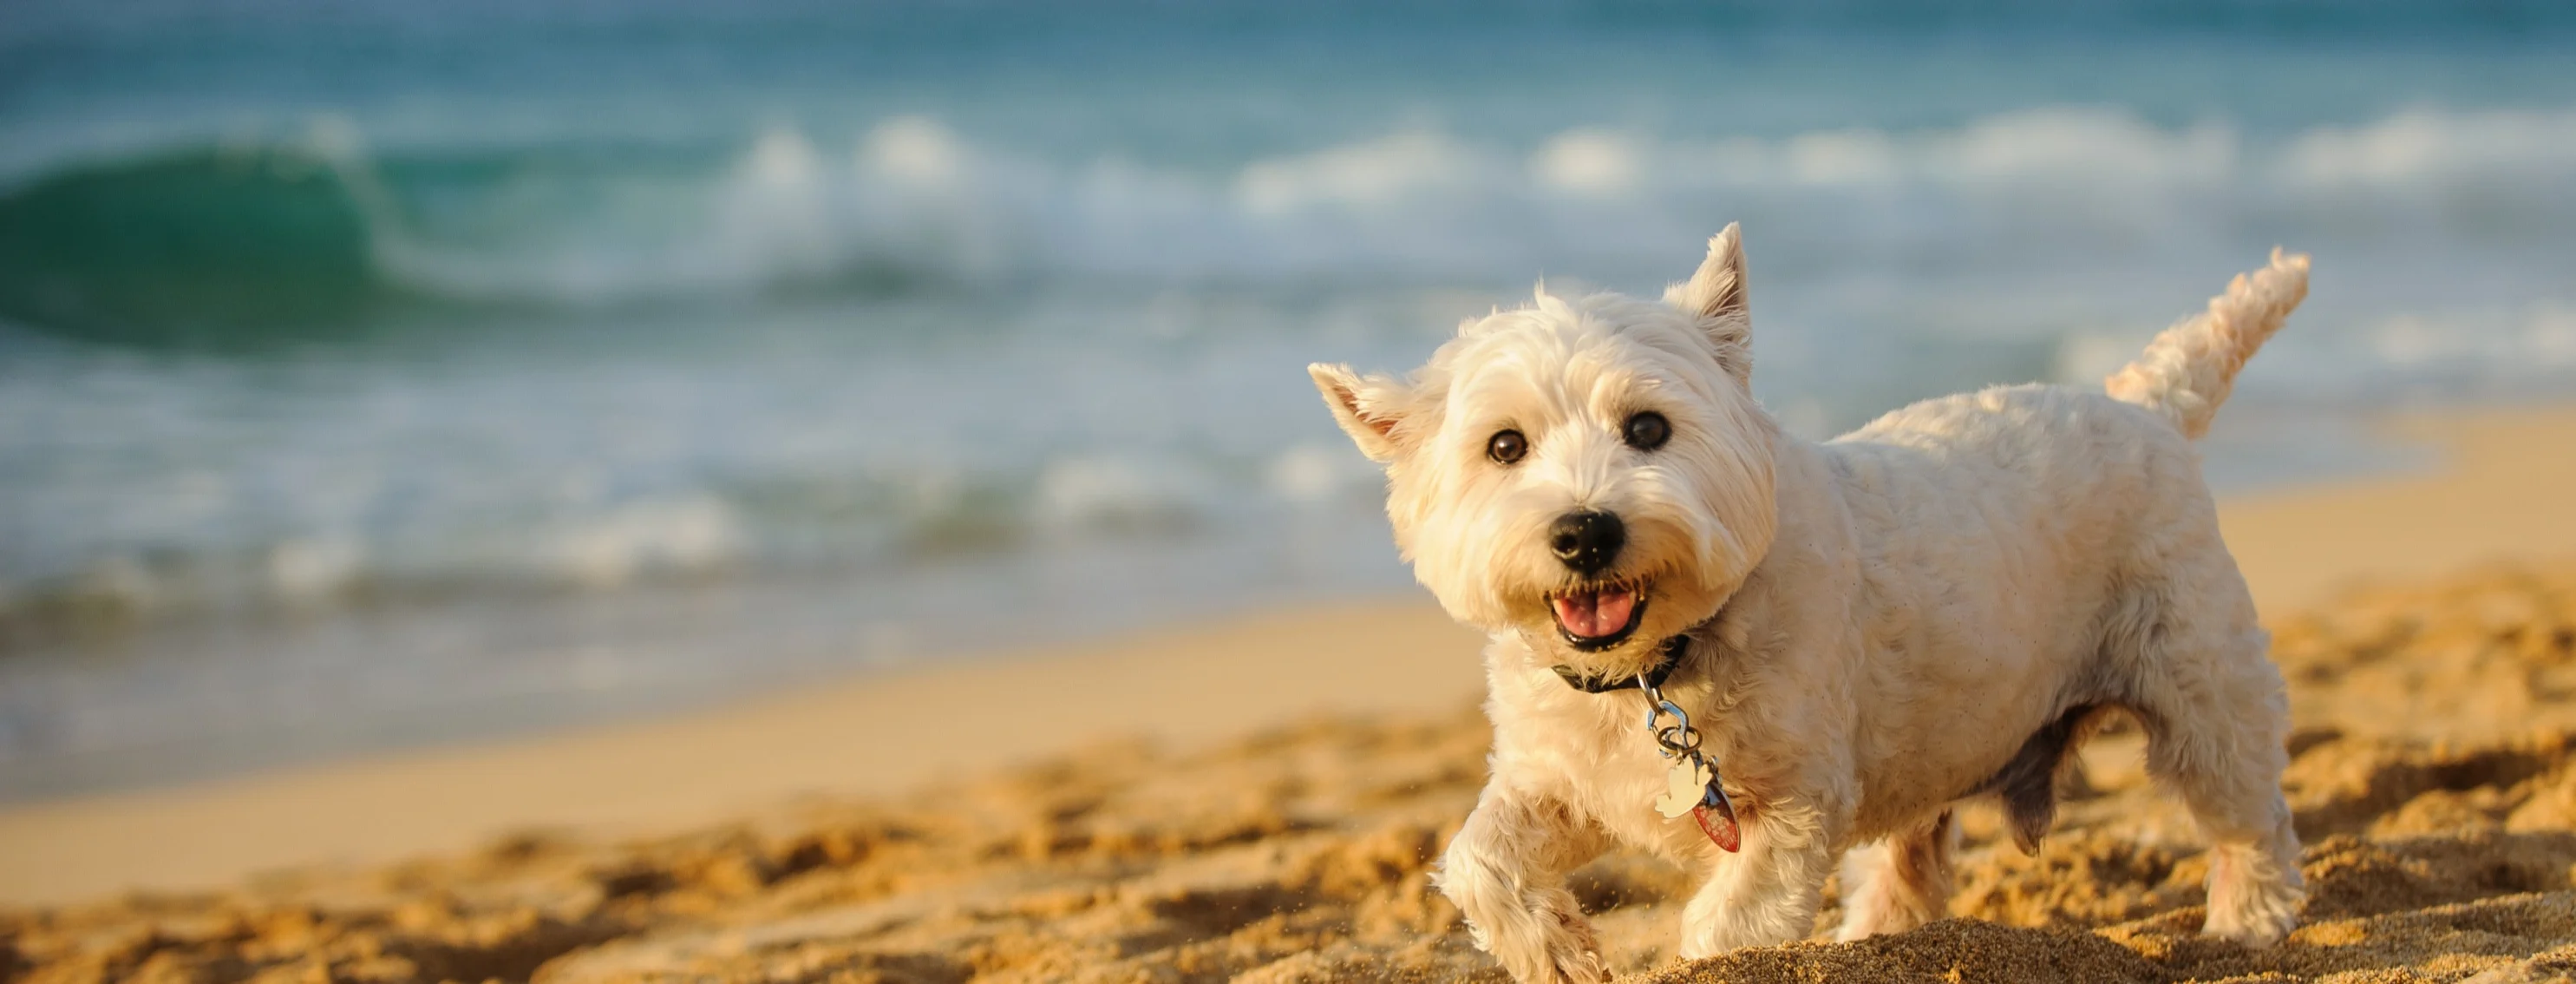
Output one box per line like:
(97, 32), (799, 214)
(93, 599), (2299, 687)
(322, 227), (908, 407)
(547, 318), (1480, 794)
(1548, 510), (1625, 574)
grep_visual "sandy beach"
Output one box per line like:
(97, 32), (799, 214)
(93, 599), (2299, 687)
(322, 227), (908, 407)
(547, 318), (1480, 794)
(9, 403), (2576, 983)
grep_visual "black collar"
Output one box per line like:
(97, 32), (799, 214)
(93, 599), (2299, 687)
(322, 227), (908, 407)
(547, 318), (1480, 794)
(1552, 632), (1692, 693)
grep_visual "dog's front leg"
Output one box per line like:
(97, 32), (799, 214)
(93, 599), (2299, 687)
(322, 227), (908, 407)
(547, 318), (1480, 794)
(1435, 782), (1612, 983)
(1677, 793), (1835, 957)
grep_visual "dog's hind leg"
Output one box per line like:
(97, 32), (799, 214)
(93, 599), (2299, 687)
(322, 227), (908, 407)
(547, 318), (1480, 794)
(2122, 574), (2305, 948)
(1833, 810), (1958, 941)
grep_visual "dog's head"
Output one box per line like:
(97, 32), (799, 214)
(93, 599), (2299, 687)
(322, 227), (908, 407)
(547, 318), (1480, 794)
(1311, 225), (1779, 678)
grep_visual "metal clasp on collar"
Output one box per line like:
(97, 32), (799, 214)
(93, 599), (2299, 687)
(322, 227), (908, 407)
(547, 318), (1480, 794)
(1640, 673), (1742, 852)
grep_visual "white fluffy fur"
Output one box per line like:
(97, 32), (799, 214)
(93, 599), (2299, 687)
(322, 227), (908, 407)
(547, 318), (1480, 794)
(1312, 226), (2311, 981)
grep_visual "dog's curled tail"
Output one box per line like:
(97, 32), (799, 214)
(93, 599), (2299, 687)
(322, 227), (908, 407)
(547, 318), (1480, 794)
(2105, 249), (2310, 440)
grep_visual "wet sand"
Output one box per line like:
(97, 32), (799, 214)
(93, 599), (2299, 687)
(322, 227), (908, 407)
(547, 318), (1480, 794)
(8, 403), (2576, 982)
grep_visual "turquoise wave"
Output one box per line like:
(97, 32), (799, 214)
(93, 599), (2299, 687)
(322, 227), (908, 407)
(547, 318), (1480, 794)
(13, 102), (2576, 355)
(0, 146), (384, 347)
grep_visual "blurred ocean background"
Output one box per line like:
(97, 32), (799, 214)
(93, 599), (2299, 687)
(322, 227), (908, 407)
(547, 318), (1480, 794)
(5, 0), (2575, 798)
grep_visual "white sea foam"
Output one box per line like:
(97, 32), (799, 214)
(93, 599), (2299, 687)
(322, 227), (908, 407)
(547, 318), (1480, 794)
(541, 495), (743, 590)
(266, 536), (364, 605)
(2279, 108), (2576, 187)
(1266, 443), (1376, 507)
(1033, 456), (1206, 535)
(289, 105), (2576, 308)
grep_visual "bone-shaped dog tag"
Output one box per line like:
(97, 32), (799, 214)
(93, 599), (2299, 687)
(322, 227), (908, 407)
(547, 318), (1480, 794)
(1655, 758), (1710, 818)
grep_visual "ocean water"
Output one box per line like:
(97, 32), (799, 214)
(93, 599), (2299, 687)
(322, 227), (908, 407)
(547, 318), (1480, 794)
(4, 1), (2575, 797)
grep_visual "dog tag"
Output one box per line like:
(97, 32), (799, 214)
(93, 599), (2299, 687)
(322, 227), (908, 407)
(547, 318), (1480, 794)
(1654, 758), (1742, 852)
(1655, 758), (1711, 819)
(1693, 786), (1742, 853)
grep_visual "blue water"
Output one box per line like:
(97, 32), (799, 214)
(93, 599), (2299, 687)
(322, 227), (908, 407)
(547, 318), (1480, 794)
(4, 0), (2574, 798)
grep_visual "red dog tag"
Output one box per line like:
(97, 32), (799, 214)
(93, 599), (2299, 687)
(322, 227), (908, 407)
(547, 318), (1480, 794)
(1693, 797), (1742, 852)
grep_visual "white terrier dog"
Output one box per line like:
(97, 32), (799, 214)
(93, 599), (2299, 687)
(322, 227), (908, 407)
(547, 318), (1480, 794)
(1311, 226), (2310, 982)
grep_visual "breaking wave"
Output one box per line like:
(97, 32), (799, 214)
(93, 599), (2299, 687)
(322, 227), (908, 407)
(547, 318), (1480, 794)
(8, 105), (2576, 344)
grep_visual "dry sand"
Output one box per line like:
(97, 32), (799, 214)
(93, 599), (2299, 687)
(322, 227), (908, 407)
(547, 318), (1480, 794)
(7, 403), (2576, 983)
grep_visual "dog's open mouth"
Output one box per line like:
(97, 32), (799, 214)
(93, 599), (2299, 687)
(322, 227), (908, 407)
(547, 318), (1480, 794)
(1549, 581), (1647, 651)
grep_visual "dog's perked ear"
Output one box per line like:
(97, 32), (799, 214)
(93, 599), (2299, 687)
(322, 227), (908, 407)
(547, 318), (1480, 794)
(1309, 363), (1418, 463)
(1663, 222), (1752, 383)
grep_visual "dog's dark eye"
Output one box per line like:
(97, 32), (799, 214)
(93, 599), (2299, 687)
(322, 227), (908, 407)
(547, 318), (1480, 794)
(1624, 411), (1671, 451)
(1487, 430), (1528, 465)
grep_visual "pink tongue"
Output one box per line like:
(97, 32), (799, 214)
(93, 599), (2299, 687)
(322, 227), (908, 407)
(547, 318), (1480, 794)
(1552, 587), (1636, 639)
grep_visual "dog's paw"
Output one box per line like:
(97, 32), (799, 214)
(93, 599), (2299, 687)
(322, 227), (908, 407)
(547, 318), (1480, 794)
(1476, 887), (1610, 984)
(2201, 843), (2304, 948)
(2203, 909), (2298, 948)
(2203, 892), (2301, 948)
(1542, 902), (1612, 984)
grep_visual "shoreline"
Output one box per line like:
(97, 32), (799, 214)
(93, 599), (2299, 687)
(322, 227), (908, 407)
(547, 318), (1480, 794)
(0, 601), (1485, 906)
(6, 402), (2576, 908)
